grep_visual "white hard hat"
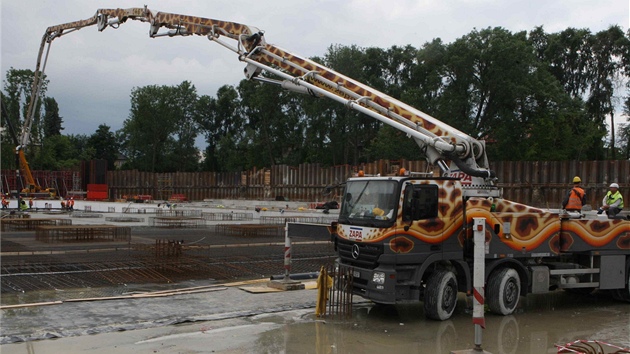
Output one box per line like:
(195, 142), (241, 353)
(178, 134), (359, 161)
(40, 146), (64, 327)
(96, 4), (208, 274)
(609, 183), (619, 188)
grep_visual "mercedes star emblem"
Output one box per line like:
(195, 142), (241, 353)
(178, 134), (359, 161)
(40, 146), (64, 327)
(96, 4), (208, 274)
(351, 244), (360, 259)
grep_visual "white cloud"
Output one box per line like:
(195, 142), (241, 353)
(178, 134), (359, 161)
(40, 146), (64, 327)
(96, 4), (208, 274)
(1, 0), (628, 139)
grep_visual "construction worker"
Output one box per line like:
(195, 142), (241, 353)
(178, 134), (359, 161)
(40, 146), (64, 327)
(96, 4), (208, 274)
(19, 200), (28, 211)
(68, 197), (75, 211)
(28, 199), (33, 209)
(562, 176), (586, 216)
(598, 183), (624, 218)
(1, 196), (8, 209)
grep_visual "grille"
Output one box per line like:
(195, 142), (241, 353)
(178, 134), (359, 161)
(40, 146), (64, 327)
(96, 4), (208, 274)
(337, 238), (383, 269)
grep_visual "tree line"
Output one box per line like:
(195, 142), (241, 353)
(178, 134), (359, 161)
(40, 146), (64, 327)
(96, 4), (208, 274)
(2, 25), (629, 173)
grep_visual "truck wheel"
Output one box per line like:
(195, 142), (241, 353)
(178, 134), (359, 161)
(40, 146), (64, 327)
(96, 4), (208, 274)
(424, 269), (458, 321)
(488, 268), (521, 315)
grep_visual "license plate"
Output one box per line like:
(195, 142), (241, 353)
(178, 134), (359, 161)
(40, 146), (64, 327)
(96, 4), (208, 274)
(353, 271), (360, 278)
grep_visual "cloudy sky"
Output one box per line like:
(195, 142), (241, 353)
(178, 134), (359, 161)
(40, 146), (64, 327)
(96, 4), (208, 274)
(1, 0), (629, 140)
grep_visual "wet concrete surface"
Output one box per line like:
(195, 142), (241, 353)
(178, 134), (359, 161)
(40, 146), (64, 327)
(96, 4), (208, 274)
(1, 284), (628, 353)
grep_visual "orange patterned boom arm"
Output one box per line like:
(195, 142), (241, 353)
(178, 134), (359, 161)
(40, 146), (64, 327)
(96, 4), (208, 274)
(26, 7), (493, 179)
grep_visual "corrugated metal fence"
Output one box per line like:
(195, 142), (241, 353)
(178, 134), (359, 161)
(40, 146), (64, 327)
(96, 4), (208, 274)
(491, 160), (630, 208)
(105, 160), (629, 208)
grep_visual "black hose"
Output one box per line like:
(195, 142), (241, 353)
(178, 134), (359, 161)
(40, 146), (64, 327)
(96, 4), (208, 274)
(448, 153), (496, 179)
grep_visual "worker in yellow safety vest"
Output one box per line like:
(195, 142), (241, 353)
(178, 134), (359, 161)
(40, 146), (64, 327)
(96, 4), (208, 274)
(598, 183), (624, 218)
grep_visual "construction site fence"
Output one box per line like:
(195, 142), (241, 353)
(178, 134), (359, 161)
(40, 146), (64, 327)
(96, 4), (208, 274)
(3, 160), (629, 208)
(106, 160), (630, 208)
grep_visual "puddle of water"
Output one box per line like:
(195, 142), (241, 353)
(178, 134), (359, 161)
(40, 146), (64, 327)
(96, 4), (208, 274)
(1, 288), (627, 353)
(244, 292), (630, 354)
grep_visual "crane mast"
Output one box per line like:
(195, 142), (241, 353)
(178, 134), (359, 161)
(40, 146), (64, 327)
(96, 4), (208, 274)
(25, 7), (498, 197)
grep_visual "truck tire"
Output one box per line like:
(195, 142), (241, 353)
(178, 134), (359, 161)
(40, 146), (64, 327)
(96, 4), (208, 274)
(424, 269), (458, 321)
(488, 268), (521, 315)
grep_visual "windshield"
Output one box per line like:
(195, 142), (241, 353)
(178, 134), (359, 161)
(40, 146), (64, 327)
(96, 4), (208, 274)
(339, 180), (398, 226)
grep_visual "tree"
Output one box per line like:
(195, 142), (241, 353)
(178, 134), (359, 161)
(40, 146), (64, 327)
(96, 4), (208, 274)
(120, 81), (200, 172)
(585, 26), (629, 159)
(163, 81), (201, 172)
(31, 134), (88, 170)
(237, 79), (306, 168)
(88, 124), (119, 170)
(197, 85), (244, 171)
(1, 92), (19, 169)
(43, 97), (64, 138)
(2, 68), (48, 146)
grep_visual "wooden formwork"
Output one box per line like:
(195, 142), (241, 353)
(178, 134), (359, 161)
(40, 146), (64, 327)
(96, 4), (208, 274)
(35, 225), (130, 243)
(215, 223), (284, 237)
(1, 218), (72, 231)
(149, 216), (207, 228)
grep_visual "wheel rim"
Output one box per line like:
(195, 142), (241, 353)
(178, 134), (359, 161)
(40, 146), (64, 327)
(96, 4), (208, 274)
(442, 280), (456, 310)
(504, 278), (518, 307)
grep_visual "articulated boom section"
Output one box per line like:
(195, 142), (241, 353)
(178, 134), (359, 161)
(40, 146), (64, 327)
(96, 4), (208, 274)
(25, 7), (495, 192)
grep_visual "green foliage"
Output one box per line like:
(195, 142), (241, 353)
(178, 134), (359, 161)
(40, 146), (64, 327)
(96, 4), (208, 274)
(2, 68), (47, 145)
(43, 97), (63, 138)
(31, 135), (86, 170)
(3, 25), (629, 175)
(88, 124), (118, 170)
(120, 81), (200, 172)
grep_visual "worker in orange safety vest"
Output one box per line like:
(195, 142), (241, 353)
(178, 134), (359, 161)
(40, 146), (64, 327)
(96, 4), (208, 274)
(562, 176), (586, 212)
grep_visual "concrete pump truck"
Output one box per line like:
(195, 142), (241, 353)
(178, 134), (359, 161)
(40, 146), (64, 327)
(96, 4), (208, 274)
(28, 7), (630, 321)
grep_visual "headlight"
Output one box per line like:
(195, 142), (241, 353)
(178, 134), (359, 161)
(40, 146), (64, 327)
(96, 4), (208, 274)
(372, 272), (385, 285)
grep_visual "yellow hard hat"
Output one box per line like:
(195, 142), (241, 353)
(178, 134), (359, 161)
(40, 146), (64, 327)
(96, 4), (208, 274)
(572, 176), (581, 183)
